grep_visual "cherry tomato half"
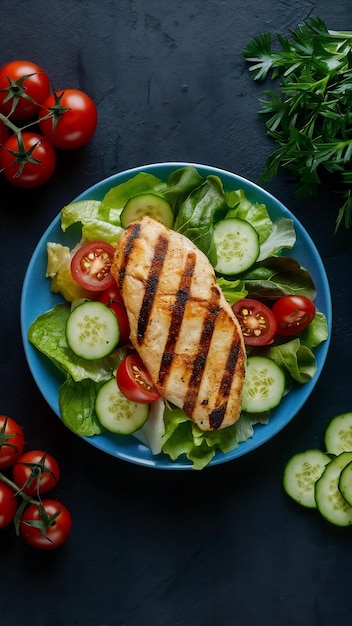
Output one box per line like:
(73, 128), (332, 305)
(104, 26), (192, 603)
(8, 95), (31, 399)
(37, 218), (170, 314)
(38, 88), (98, 150)
(71, 240), (116, 292)
(116, 354), (160, 404)
(12, 450), (60, 497)
(19, 499), (72, 550)
(232, 298), (277, 346)
(271, 295), (316, 336)
(0, 415), (25, 469)
(0, 482), (18, 529)
(0, 60), (50, 120)
(0, 131), (56, 188)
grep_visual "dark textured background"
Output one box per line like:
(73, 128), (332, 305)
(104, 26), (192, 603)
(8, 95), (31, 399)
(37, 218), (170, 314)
(1, 2), (352, 625)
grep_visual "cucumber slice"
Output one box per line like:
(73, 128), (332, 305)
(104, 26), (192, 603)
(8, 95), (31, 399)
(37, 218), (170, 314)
(66, 300), (120, 360)
(283, 449), (331, 508)
(338, 460), (352, 507)
(121, 193), (173, 228)
(324, 412), (352, 455)
(95, 377), (149, 434)
(213, 217), (259, 275)
(241, 356), (285, 413)
(315, 451), (352, 527)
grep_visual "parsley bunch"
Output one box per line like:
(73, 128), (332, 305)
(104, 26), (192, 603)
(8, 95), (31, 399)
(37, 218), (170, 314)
(244, 16), (352, 230)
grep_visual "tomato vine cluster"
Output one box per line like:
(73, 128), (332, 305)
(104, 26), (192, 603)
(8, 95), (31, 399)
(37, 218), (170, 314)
(0, 415), (72, 550)
(0, 59), (98, 188)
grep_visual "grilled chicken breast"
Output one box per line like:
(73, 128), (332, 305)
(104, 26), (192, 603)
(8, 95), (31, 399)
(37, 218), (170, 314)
(111, 216), (246, 431)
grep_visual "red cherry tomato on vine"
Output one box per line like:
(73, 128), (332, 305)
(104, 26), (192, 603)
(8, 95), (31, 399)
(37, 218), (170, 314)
(271, 295), (316, 336)
(0, 482), (18, 529)
(117, 354), (160, 403)
(0, 415), (25, 469)
(38, 88), (98, 149)
(12, 450), (60, 497)
(232, 298), (277, 346)
(71, 240), (116, 292)
(0, 131), (56, 188)
(0, 60), (50, 120)
(19, 499), (72, 550)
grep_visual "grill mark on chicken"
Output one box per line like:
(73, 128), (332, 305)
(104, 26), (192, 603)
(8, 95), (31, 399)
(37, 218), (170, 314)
(158, 251), (196, 386)
(182, 285), (221, 418)
(209, 337), (242, 429)
(117, 221), (141, 290)
(137, 233), (169, 344)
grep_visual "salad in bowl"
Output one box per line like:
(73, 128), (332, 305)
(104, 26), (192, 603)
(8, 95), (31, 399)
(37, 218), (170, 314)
(21, 163), (331, 469)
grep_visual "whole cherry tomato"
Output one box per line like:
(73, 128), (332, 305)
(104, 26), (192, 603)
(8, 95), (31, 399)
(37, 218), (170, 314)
(0, 60), (50, 120)
(0, 131), (56, 188)
(38, 88), (98, 149)
(0, 415), (25, 469)
(20, 499), (72, 550)
(12, 450), (60, 497)
(271, 295), (316, 336)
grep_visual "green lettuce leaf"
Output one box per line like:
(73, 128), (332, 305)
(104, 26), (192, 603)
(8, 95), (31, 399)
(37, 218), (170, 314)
(61, 200), (123, 244)
(268, 339), (317, 383)
(216, 277), (248, 305)
(59, 377), (104, 436)
(299, 311), (329, 349)
(257, 217), (296, 261)
(174, 175), (226, 265)
(242, 256), (317, 301)
(163, 166), (204, 212)
(161, 404), (270, 470)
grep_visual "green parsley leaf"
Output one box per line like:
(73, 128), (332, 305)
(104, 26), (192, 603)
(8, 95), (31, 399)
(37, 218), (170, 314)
(244, 16), (352, 229)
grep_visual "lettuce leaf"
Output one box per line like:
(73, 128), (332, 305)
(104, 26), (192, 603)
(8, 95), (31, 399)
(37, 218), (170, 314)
(242, 256), (317, 301)
(161, 404), (270, 470)
(257, 217), (296, 261)
(267, 339), (317, 383)
(216, 277), (248, 305)
(61, 200), (123, 244)
(163, 166), (204, 211)
(174, 175), (226, 265)
(59, 376), (104, 436)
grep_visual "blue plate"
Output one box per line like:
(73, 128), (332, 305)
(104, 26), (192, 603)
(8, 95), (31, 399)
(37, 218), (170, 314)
(20, 163), (332, 469)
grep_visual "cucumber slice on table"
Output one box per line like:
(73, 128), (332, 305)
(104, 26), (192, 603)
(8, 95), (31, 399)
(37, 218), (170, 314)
(324, 411), (352, 454)
(315, 451), (352, 527)
(241, 356), (285, 413)
(213, 217), (259, 275)
(283, 449), (331, 508)
(121, 193), (173, 228)
(66, 300), (120, 360)
(95, 377), (149, 434)
(338, 461), (352, 507)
